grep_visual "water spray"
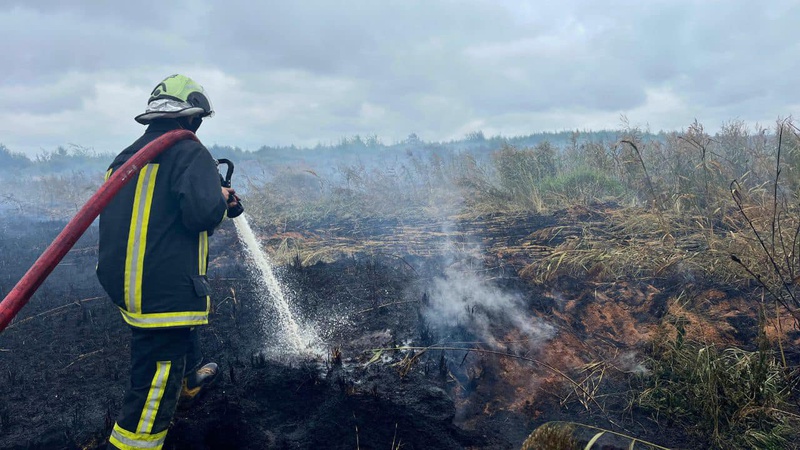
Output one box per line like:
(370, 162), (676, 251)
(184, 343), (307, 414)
(216, 158), (318, 355)
(233, 215), (318, 355)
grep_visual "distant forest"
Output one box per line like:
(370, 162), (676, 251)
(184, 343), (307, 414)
(0, 129), (642, 177)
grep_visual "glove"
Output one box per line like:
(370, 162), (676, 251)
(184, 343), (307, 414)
(227, 194), (244, 218)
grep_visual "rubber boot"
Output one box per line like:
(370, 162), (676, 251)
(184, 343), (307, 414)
(180, 362), (220, 405)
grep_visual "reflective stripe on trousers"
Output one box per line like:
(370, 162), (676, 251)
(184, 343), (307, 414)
(109, 328), (200, 449)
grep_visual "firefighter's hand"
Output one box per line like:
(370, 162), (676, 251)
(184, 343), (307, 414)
(222, 186), (244, 218)
(222, 187), (238, 207)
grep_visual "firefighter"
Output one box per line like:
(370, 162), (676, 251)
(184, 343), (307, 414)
(96, 74), (238, 449)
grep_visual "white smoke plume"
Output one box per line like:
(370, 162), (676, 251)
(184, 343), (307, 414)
(423, 241), (555, 350)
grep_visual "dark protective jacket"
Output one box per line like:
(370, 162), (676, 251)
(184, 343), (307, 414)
(96, 121), (227, 329)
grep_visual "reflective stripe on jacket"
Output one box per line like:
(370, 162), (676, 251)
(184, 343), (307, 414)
(97, 121), (227, 328)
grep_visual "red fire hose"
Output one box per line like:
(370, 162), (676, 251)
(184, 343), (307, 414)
(0, 129), (198, 332)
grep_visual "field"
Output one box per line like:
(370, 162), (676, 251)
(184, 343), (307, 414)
(1, 119), (800, 449)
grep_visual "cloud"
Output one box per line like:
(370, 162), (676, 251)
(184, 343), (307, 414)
(0, 74), (89, 114)
(1, 0), (799, 155)
(0, 76), (148, 154)
(0, 6), (198, 84)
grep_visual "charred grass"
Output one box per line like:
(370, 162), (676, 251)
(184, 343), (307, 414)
(3, 118), (800, 448)
(235, 119), (800, 449)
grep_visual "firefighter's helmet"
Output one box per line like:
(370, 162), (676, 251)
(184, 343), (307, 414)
(135, 74), (214, 124)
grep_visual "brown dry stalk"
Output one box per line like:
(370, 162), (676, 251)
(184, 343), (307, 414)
(7, 296), (104, 329)
(62, 349), (104, 370)
(355, 299), (420, 314)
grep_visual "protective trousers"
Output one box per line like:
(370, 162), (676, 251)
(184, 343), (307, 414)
(108, 327), (202, 450)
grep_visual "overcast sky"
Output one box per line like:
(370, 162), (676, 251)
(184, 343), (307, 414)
(2, 1), (799, 156)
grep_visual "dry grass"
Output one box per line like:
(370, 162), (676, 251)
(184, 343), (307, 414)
(519, 207), (736, 285)
(632, 320), (797, 449)
(520, 422), (578, 450)
(520, 421), (670, 450)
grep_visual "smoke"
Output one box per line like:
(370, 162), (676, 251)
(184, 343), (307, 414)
(616, 351), (650, 376)
(422, 240), (555, 351)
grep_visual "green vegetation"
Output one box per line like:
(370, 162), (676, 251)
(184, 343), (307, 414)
(0, 144), (31, 172)
(239, 119), (791, 225)
(633, 321), (795, 449)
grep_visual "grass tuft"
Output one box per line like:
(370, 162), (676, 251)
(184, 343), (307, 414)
(632, 318), (796, 450)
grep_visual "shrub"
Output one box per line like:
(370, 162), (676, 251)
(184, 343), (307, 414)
(541, 169), (626, 205)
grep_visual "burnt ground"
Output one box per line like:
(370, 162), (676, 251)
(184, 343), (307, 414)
(0, 209), (768, 449)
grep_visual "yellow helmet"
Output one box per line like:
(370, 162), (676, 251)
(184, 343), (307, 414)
(135, 74), (214, 124)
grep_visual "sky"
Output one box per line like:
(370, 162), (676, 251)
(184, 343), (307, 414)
(2, 0), (799, 156)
